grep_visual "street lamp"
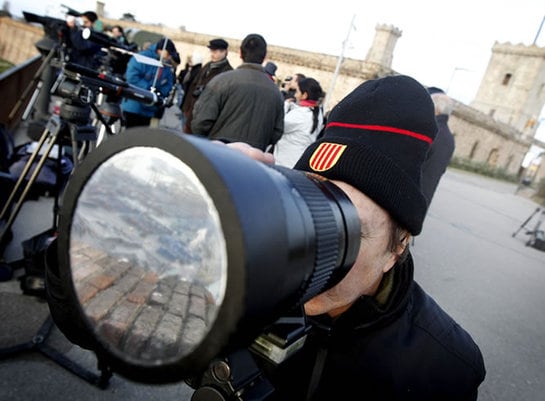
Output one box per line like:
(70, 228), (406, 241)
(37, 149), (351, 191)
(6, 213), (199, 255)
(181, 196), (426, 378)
(446, 67), (473, 95)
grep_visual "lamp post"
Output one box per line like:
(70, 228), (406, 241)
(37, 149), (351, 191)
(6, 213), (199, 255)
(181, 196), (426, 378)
(533, 15), (545, 44)
(323, 14), (356, 113)
(446, 67), (472, 95)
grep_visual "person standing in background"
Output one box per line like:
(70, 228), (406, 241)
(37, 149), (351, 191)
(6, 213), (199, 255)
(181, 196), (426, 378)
(121, 38), (179, 128)
(182, 38), (233, 133)
(191, 33), (284, 151)
(281, 72), (306, 101)
(110, 25), (129, 46)
(178, 52), (204, 130)
(422, 87), (456, 205)
(274, 77), (325, 167)
(264, 61), (278, 82)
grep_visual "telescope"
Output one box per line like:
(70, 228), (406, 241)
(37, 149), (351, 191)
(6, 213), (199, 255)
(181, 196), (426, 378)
(48, 128), (360, 389)
(82, 28), (137, 54)
(54, 62), (164, 107)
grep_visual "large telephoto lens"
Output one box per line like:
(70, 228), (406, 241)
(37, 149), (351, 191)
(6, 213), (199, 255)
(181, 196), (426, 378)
(53, 127), (360, 383)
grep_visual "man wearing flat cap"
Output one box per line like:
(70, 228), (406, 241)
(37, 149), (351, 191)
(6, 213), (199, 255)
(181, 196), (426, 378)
(182, 38), (233, 133)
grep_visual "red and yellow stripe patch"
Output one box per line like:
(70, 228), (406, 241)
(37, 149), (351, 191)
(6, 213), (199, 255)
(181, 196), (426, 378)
(308, 143), (347, 172)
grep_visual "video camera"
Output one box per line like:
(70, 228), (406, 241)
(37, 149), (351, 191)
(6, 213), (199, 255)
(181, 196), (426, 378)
(23, 11), (71, 54)
(53, 62), (163, 107)
(45, 128), (361, 399)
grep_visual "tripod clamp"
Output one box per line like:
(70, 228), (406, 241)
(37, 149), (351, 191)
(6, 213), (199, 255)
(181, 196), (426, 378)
(188, 348), (275, 401)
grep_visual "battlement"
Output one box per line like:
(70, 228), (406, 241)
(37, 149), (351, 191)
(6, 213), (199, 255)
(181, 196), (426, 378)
(492, 41), (545, 57)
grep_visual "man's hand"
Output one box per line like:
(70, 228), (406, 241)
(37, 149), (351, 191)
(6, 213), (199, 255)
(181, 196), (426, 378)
(214, 141), (275, 165)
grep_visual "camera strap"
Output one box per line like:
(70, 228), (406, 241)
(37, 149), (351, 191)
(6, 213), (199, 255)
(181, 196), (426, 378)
(304, 317), (333, 401)
(305, 345), (328, 401)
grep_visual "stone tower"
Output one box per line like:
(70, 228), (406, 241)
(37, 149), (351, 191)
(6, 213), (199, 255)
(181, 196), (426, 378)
(470, 42), (545, 140)
(365, 24), (403, 69)
(96, 1), (106, 18)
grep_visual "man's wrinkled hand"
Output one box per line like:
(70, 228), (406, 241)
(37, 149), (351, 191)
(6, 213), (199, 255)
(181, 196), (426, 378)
(214, 141), (275, 165)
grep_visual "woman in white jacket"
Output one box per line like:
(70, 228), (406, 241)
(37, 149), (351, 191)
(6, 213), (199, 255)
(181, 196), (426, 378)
(274, 78), (325, 167)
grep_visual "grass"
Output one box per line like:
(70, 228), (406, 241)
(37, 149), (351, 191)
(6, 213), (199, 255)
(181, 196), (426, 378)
(0, 58), (14, 74)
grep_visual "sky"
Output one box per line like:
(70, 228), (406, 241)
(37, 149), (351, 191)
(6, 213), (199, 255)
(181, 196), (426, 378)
(6, 0), (545, 145)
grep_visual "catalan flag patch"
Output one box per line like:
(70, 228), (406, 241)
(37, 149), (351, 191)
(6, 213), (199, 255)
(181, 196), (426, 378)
(308, 142), (347, 172)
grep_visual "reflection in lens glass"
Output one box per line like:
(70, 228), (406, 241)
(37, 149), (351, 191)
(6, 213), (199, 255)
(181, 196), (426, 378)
(69, 147), (227, 365)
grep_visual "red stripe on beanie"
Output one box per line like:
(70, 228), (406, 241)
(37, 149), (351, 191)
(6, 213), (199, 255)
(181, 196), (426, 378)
(326, 122), (433, 144)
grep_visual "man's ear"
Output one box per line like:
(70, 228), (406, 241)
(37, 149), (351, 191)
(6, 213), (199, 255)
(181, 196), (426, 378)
(395, 234), (411, 260)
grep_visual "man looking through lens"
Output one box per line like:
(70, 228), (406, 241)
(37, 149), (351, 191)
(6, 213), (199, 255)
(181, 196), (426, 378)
(228, 75), (486, 400)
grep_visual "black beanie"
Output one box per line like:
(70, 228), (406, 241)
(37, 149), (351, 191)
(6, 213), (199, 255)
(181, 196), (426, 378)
(294, 75), (437, 235)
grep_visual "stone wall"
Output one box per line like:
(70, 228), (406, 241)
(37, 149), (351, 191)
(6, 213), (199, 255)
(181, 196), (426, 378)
(0, 17), (42, 64)
(450, 101), (530, 171)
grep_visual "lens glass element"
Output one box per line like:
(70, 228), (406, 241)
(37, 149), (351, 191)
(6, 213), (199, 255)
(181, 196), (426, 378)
(69, 147), (227, 365)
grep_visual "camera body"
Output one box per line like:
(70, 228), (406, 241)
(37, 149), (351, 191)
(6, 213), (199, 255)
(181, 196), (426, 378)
(23, 11), (72, 54)
(193, 85), (205, 98)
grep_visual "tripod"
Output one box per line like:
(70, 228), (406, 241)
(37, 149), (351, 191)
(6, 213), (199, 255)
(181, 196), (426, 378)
(512, 207), (545, 248)
(0, 105), (96, 246)
(0, 101), (113, 388)
(512, 207), (541, 238)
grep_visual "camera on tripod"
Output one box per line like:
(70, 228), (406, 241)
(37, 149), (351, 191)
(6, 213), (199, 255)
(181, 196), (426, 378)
(0, 19), (166, 249)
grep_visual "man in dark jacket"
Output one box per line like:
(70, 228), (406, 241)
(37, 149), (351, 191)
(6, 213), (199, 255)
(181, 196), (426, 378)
(65, 11), (104, 69)
(242, 75), (485, 400)
(422, 86), (456, 205)
(182, 38), (233, 133)
(191, 34), (284, 151)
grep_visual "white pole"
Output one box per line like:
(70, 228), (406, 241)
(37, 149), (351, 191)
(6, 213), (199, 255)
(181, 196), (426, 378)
(323, 14), (356, 113)
(533, 15), (545, 44)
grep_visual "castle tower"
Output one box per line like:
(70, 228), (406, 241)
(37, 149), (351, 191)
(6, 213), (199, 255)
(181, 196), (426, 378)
(96, 1), (105, 18)
(365, 24), (402, 69)
(470, 42), (545, 139)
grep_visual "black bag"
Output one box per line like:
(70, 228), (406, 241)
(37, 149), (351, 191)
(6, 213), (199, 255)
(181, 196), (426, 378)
(18, 228), (57, 297)
(528, 230), (545, 251)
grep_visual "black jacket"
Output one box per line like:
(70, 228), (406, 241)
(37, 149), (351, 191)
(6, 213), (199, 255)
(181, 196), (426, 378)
(182, 58), (233, 131)
(67, 27), (104, 70)
(191, 63), (284, 150)
(265, 253), (486, 401)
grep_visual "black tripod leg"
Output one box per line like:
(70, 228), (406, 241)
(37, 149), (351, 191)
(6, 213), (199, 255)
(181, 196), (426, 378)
(0, 314), (111, 389)
(512, 207), (541, 237)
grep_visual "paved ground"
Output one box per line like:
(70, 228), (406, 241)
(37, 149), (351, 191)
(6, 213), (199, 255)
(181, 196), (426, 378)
(2, 104), (545, 400)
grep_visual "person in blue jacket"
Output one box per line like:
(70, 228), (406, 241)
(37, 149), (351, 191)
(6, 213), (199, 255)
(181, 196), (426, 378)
(121, 38), (179, 128)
